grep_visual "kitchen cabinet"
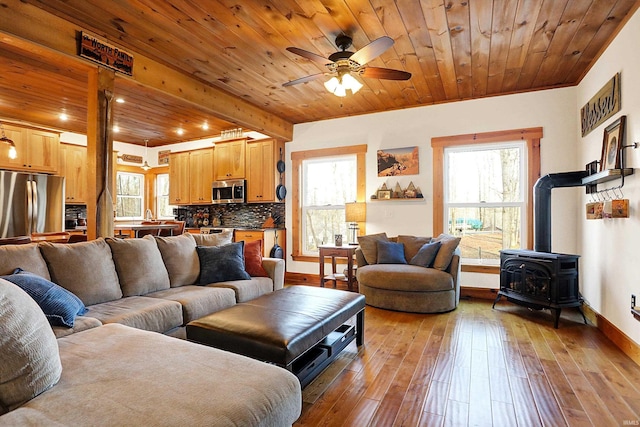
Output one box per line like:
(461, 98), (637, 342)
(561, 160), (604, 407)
(59, 144), (87, 204)
(214, 138), (245, 180)
(189, 148), (214, 204)
(246, 138), (283, 203)
(168, 152), (190, 205)
(234, 229), (286, 258)
(0, 124), (59, 173)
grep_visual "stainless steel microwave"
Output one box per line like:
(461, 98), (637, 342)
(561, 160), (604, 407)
(212, 179), (245, 204)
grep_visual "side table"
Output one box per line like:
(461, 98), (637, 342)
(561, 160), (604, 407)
(318, 244), (358, 291)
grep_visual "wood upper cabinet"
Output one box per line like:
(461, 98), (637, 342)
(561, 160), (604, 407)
(214, 138), (245, 180)
(168, 151), (190, 205)
(189, 148), (214, 204)
(246, 138), (282, 203)
(0, 124), (59, 173)
(59, 144), (87, 204)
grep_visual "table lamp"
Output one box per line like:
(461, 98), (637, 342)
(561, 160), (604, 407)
(345, 202), (366, 245)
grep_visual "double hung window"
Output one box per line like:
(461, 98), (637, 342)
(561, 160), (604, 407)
(115, 171), (144, 219)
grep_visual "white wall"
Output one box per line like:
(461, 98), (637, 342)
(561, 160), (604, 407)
(286, 87), (581, 285)
(577, 8), (640, 344)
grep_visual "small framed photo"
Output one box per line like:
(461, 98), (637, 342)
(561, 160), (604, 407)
(600, 116), (626, 171)
(377, 189), (392, 200)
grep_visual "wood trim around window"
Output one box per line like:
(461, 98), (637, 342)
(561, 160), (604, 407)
(431, 127), (542, 268)
(291, 145), (367, 261)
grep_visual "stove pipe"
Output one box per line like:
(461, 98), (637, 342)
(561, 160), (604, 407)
(533, 171), (588, 253)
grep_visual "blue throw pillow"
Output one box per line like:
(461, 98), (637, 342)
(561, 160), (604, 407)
(2, 268), (87, 327)
(409, 241), (442, 268)
(197, 242), (251, 284)
(376, 241), (407, 264)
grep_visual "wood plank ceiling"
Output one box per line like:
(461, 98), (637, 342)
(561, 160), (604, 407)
(1, 0), (638, 146)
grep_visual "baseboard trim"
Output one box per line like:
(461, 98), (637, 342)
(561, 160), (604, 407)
(285, 272), (318, 287)
(581, 303), (640, 366)
(460, 287), (499, 300)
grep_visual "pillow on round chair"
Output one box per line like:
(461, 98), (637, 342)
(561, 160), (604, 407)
(376, 241), (407, 264)
(0, 278), (62, 414)
(409, 241), (441, 268)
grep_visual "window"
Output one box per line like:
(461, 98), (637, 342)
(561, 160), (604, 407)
(432, 128), (541, 272)
(156, 173), (174, 219)
(115, 171), (144, 219)
(444, 142), (526, 265)
(292, 145), (367, 261)
(301, 156), (356, 255)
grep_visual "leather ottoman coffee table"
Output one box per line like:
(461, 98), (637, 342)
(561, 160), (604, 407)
(186, 285), (365, 387)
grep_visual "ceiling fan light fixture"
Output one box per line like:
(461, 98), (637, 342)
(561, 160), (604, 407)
(324, 73), (362, 97)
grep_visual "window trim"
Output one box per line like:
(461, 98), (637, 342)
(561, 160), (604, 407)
(291, 145), (367, 262)
(431, 127), (542, 273)
(115, 170), (145, 220)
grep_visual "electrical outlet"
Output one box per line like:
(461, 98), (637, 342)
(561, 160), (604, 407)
(632, 294), (636, 309)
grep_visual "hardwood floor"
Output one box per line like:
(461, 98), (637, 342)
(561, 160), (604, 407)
(295, 295), (640, 426)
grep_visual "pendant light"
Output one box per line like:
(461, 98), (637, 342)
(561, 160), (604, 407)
(0, 123), (17, 160)
(141, 139), (152, 171)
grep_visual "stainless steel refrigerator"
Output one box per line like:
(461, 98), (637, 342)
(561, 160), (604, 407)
(0, 171), (65, 238)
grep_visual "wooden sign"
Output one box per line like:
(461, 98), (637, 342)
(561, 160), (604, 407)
(79, 32), (134, 76)
(580, 73), (621, 137)
(158, 150), (170, 165)
(119, 153), (142, 164)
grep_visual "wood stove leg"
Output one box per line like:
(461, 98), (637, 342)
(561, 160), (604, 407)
(554, 308), (561, 329)
(577, 306), (588, 325)
(492, 292), (502, 309)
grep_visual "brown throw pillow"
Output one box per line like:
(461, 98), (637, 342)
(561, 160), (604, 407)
(431, 234), (461, 271)
(243, 240), (269, 277)
(397, 235), (432, 262)
(357, 233), (389, 264)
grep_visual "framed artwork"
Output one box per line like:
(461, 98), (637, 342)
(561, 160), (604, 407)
(377, 146), (419, 176)
(600, 116), (626, 171)
(377, 189), (392, 199)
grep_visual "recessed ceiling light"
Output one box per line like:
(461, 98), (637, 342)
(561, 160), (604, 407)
(115, 98), (125, 104)
(202, 123), (209, 130)
(59, 113), (68, 121)
(113, 125), (120, 133)
(176, 128), (184, 135)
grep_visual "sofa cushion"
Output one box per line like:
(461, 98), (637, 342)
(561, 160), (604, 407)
(0, 324), (302, 426)
(146, 286), (236, 324)
(244, 239), (269, 277)
(154, 233), (199, 287)
(0, 243), (51, 280)
(397, 235), (432, 262)
(84, 296), (183, 333)
(192, 230), (233, 246)
(431, 234), (462, 271)
(356, 264), (454, 292)
(1, 268), (87, 327)
(107, 236), (170, 296)
(409, 241), (442, 268)
(207, 277), (274, 303)
(52, 316), (102, 339)
(39, 239), (122, 306)
(0, 278), (62, 415)
(376, 241), (407, 264)
(357, 233), (389, 264)
(197, 242), (251, 284)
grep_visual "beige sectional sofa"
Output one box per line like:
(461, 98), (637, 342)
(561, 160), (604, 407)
(0, 233), (301, 425)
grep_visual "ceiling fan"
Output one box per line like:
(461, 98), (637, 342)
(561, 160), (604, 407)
(283, 34), (411, 97)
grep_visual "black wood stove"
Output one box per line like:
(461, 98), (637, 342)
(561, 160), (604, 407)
(493, 171), (588, 328)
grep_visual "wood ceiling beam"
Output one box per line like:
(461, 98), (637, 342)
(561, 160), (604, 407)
(0, 0), (293, 142)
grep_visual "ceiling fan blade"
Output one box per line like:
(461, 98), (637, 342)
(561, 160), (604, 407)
(349, 36), (394, 66)
(361, 67), (411, 81)
(282, 73), (327, 87)
(286, 47), (330, 65)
